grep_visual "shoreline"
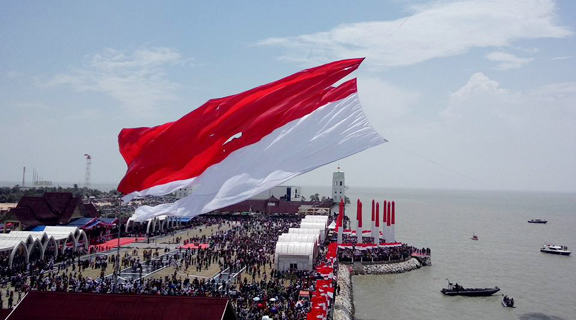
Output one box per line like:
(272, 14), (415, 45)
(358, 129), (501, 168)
(334, 258), (427, 320)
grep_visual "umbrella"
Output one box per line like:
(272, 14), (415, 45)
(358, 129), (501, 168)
(253, 297), (261, 302)
(269, 298), (277, 302)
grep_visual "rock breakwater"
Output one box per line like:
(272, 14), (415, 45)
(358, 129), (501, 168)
(334, 266), (354, 320)
(361, 257), (422, 275)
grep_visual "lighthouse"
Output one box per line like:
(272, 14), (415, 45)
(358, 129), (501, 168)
(331, 166), (347, 216)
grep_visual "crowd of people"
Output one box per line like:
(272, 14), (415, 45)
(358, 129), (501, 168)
(0, 214), (337, 320)
(0, 207), (431, 319)
(338, 244), (430, 262)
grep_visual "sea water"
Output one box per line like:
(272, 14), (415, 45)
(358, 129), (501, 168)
(323, 187), (576, 320)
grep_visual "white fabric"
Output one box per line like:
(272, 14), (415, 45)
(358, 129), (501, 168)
(130, 93), (386, 221)
(275, 242), (315, 256)
(277, 233), (318, 244)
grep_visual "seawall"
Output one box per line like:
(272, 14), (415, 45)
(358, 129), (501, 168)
(334, 265), (354, 320)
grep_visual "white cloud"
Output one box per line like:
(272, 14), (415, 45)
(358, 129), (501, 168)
(485, 51), (533, 70)
(358, 76), (419, 120)
(432, 72), (576, 191)
(44, 47), (186, 116)
(551, 55), (573, 60)
(258, 0), (571, 69)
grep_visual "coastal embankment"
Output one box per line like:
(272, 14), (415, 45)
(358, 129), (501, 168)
(334, 266), (354, 320)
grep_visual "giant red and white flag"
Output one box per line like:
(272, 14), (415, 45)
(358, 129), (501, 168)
(117, 58), (386, 221)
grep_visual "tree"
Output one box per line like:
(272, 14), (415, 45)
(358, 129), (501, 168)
(310, 193), (320, 202)
(300, 196), (306, 201)
(321, 196), (327, 201)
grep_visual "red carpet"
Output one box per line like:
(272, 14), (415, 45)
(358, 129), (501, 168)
(179, 243), (210, 250)
(91, 238), (145, 251)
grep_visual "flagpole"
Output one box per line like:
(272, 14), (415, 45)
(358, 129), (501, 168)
(114, 212), (121, 293)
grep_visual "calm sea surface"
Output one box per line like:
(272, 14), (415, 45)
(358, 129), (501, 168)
(323, 187), (576, 320)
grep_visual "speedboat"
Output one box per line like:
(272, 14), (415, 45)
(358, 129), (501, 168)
(540, 244), (571, 256)
(528, 219), (547, 224)
(441, 281), (500, 296)
(502, 296), (516, 308)
(471, 233), (478, 241)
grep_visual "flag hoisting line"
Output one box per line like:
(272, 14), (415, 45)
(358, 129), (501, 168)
(117, 58), (387, 222)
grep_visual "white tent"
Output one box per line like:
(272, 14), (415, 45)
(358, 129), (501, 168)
(303, 215), (328, 221)
(277, 233), (318, 244)
(300, 216), (328, 228)
(299, 222), (327, 241)
(288, 227), (323, 239)
(275, 242), (316, 271)
(277, 233), (318, 257)
(42, 226), (88, 252)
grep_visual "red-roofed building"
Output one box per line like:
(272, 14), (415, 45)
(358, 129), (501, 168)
(2, 193), (101, 230)
(6, 291), (237, 320)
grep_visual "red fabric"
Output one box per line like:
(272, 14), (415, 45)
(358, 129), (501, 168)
(94, 237), (144, 250)
(8, 291), (234, 320)
(375, 201), (380, 227)
(383, 200), (387, 223)
(117, 59), (364, 195)
(358, 200), (362, 227)
(179, 243), (209, 250)
(387, 202), (391, 227)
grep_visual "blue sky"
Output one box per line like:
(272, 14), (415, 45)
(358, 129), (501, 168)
(1, 0), (575, 192)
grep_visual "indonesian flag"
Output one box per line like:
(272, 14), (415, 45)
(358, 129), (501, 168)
(117, 58), (386, 221)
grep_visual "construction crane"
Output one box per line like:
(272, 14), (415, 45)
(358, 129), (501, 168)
(84, 154), (91, 189)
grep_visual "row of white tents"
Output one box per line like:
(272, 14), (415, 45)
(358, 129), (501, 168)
(0, 227), (89, 268)
(125, 215), (182, 234)
(274, 215), (329, 271)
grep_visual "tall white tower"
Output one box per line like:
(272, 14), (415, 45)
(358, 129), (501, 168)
(332, 166), (347, 204)
(84, 154), (91, 189)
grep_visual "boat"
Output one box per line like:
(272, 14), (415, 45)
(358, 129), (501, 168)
(441, 281), (500, 296)
(471, 233), (478, 241)
(540, 244), (571, 256)
(502, 296), (516, 308)
(528, 219), (547, 224)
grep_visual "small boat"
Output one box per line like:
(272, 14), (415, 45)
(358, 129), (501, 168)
(502, 296), (516, 308)
(471, 233), (478, 241)
(540, 244), (571, 256)
(528, 219), (547, 224)
(441, 281), (500, 296)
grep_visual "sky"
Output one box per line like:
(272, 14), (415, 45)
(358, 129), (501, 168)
(1, 0), (575, 193)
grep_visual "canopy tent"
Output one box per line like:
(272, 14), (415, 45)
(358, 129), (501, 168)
(288, 228), (323, 241)
(0, 239), (28, 268)
(303, 215), (328, 221)
(301, 217), (328, 228)
(274, 242), (316, 271)
(277, 233), (318, 258)
(31, 226), (88, 252)
(299, 222), (327, 241)
(277, 233), (319, 245)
